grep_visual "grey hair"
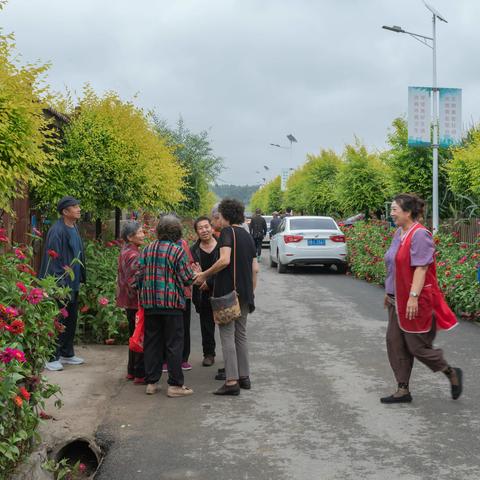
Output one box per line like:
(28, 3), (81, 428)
(156, 214), (182, 242)
(121, 221), (141, 242)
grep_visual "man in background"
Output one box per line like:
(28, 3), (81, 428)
(269, 211), (281, 237)
(249, 208), (267, 260)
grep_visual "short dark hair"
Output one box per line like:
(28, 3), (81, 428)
(156, 214), (182, 242)
(255, 208), (261, 215)
(393, 193), (425, 220)
(219, 198), (245, 225)
(194, 216), (211, 232)
(121, 221), (141, 242)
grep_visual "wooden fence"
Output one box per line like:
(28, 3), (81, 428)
(439, 218), (480, 244)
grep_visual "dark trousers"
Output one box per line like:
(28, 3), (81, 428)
(53, 290), (79, 361)
(254, 237), (263, 257)
(182, 299), (191, 362)
(126, 309), (145, 378)
(144, 311), (184, 386)
(386, 301), (448, 385)
(199, 303), (216, 357)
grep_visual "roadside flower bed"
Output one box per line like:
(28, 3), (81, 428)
(0, 231), (65, 477)
(344, 221), (480, 318)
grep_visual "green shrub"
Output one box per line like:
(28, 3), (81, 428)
(0, 231), (63, 476)
(344, 221), (480, 317)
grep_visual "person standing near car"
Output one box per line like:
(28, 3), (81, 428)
(249, 208), (267, 260)
(190, 216), (219, 367)
(381, 193), (462, 404)
(269, 211), (281, 237)
(40, 196), (86, 371)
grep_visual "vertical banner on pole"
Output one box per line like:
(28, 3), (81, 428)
(439, 88), (462, 147)
(408, 86), (432, 146)
(281, 169), (291, 192)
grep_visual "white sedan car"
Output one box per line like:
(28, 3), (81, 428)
(269, 216), (348, 273)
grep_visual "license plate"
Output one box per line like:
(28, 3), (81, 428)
(308, 239), (325, 246)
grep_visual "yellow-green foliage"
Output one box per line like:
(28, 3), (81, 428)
(36, 86), (185, 217)
(0, 17), (57, 212)
(448, 130), (480, 202)
(249, 176), (282, 213)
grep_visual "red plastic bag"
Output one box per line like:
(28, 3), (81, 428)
(129, 308), (144, 353)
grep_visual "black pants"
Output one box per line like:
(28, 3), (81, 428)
(53, 290), (79, 361)
(199, 303), (216, 357)
(182, 299), (191, 362)
(126, 309), (145, 378)
(254, 237), (263, 257)
(144, 311), (184, 386)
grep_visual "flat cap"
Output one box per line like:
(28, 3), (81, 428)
(57, 196), (80, 214)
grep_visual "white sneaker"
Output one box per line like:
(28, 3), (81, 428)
(59, 355), (85, 365)
(45, 360), (64, 371)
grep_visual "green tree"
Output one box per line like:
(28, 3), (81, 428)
(337, 141), (390, 217)
(154, 117), (223, 216)
(0, 7), (57, 213)
(35, 87), (185, 218)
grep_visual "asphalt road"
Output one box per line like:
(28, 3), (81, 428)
(96, 260), (480, 480)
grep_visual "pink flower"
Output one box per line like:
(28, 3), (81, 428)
(32, 227), (42, 237)
(0, 233), (8, 243)
(16, 282), (28, 294)
(15, 248), (26, 261)
(0, 347), (26, 364)
(98, 297), (109, 306)
(59, 307), (69, 318)
(458, 256), (468, 265)
(27, 288), (44, 305)
(79, 463), (87, 474)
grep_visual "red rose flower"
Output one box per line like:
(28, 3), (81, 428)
(16, 282), (28, 294)
(19, 386), (30, 401)
(80, 305), (90, 313)
(48, 249), (60, 259)
(455, 273), (463, 279)
(8, 319), (25, 335)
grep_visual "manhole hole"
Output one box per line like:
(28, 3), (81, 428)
(54, 437), (101, 478)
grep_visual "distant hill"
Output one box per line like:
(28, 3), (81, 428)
(212, 184), (260, 206)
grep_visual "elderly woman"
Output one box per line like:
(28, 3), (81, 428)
(195, 198), (259, 396)
(381, 193), (462, 404)
(116, 221), (145, 384)
(138, 215), (197, 397)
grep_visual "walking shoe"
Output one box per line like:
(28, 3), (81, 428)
(181, 362), (192, 371)
(45, 360), (64, 372)
(214, 383), (240, 396)
(145, 383), (159, 395)
(59, 355), (85, 365)
(126, 374), (134, 381)
(239, 377), (251, 390)
(215, 368), (226, 381)
(448, 367), (463, 400)
(162, 363), (168, 373)
(167, 385), (194, 397)
(202, 356), (215, 367)
(134, 377), (146, 385)
(380, 393), (412, 404)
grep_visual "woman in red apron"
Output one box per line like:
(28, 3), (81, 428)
(381, 194), (463, 403)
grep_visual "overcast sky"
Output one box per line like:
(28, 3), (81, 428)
(2, 0), (479, 185)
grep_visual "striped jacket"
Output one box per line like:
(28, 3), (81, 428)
(138, 240), (195, 311)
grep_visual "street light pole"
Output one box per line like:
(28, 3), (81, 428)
(382, 2), (447, 232)
(431, 13), (439, 233)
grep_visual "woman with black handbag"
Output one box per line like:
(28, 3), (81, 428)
(194, 198), (259, 396)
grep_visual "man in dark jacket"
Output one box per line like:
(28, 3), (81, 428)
(39, 196), (86, 371)
(269, 211), (281, 237)
(190, 216), (219, 367)
(249, 208), (267, 260)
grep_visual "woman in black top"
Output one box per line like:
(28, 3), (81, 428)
(194, 198), (259, 395)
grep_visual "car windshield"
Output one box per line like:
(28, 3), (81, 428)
(289, 218), (337, 230)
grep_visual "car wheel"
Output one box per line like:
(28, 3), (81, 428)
(269, 254), (277, 268)
(277, 252), (287, 273)
(336, 263), (348, 274)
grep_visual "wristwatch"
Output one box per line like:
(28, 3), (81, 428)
(409, 291), (419, 298)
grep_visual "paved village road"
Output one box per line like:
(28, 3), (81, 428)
(96, 261), (480, 480)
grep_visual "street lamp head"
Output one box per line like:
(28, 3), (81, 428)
(270, 143), (282, 148)
(286, 134), (297, 143)
(382, 25), (405, 33)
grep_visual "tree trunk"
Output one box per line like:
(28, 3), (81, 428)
(95, 218), (102, 240)
(115, 208), (121, 239)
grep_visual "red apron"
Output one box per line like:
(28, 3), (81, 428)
(395, 223), (458, 333)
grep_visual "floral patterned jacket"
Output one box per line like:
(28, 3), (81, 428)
(116, 243), (140, 309)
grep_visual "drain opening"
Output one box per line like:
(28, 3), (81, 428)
(55, 438), (100, 477)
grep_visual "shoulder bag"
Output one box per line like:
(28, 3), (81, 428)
(209, 227), (242, 325)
